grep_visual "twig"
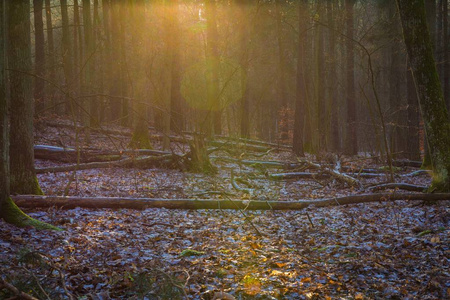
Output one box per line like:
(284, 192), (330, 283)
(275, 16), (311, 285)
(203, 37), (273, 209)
(0, 278), (39, 300)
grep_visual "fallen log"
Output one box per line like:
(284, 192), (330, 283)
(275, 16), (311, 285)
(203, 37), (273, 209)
(269, 172), (385, 180)
(211, 156), (300, 169)
(208, 140), (271, 153)
(12, 193), (450, 210)
(34, 145), (171, 163)
(215, 135), (292, 150)
(369, 183), (427, 192)
(36, 154), (173, 174)
(392, 160), (423, 168)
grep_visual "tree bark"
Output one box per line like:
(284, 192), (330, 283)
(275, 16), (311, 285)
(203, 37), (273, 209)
(206, 0), (221, 136)
(129, 0), (152, 150)
(8, 0), (43, 195)
(293, 0), (307, 156)
(397, 0), (450, 191)
(275, 0), (289, 141)
(33, 0), (45, 114)
(1, 0), (59, 230)
(0, 0), (8, 214)
(168, 0), (184, 133)
(60, 0), (73, 114)
(237, 0), (250, 139)
(44, 0), (56, 113)
(328, 0), (340, 152)
(12, 193), (450, 210)
(345, 0), (357, 155)
(406, 58), (421, 160)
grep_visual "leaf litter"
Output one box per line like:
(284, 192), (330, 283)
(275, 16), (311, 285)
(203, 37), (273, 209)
(0, 120), (449, 299)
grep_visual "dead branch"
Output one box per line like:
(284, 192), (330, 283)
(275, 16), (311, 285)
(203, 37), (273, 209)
(12, 193), (450, 210)
(0, 278), (39, 300)
(369, 183), (427, 192)
(211, 156), (299, 170)
(298, 159), (363, 189)
(392, 160), (423, 168)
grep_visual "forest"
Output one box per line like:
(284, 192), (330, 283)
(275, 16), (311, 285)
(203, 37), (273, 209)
(0, 0), (449, 299)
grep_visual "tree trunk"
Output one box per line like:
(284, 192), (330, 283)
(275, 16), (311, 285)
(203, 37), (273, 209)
(0, 0), (8, 214)
(1, 0), (59, 230)
(60, 0), (73, 114)
(169, 0), (184, 133)
(129, 0), (152, 149)
(206, 0), (221, 136)
(406, 59), (421, 160)
(8, 0), (43, 195)
(328, 0), (340, 152)
(83, 0), (97, 132)
(275, 0), (289, 141)
(293, 0), (308, 156)
(73, 0), (82, 117)
(316, 1), (327, 151)
(397, 0), (450, 191)
(345, 0), (357, 155)
(44, 0), (56, 113)
(33, 0), (45, 114)
(442, 0), (449, 110)
(101, 0), (112, 121)
(238, 0), (250, 139)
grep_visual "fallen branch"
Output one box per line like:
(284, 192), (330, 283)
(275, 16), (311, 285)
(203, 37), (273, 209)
(208, 140), (271, 153)
(12, 193), (450, 210)
(211, 156), (299, 170)
(215, 135), (292, 150)
(298, 159), (363, 189)
(0, 278), (39, 300)
(369, 183), (427, 192)
(392, 160), (423, 168)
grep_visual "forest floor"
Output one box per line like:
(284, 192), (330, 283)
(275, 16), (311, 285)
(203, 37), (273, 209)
(1, 117), (449, 300)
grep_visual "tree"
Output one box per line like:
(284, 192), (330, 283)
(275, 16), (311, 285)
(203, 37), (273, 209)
(275, 0), (289, 141)
(327, 0), (340, 152)
(345, 0), (357, 155)
(293, 0), (308, 156)
(206, 0), (221, 136)
(0, 0), (8, 215)
(1, 0), (59, 230)
(129, 0), (152, 149)
(33, 0), (45, 113)
(45, 0), (56, 112)
(396, 0), (450, 191)
(60, 0), (73, 114)
(8, 0), (43, 195)
(237, 0), (250, 138)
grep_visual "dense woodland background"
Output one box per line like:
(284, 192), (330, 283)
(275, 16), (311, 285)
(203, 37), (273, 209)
(24, 0), (449, 157)
(0, 1), (450, 299)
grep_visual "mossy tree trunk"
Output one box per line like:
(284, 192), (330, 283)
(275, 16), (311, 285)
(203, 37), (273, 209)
(8, 0), (43, 195)
(1, 1), (59, 230)
(397, 0), (450, 192)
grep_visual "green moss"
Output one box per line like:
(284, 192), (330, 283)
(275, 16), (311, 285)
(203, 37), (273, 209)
(1, 197), (62, 231)
(10, 174), (44, 195)
(129, 131), (153, 150)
